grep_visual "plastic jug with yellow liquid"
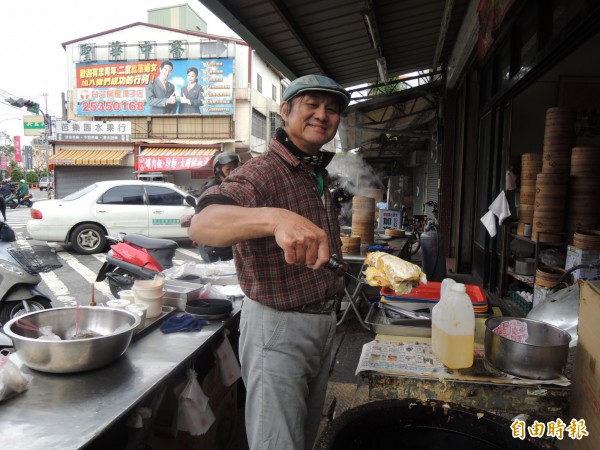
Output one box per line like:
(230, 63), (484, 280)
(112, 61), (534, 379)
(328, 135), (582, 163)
(431, 282), (475, 369)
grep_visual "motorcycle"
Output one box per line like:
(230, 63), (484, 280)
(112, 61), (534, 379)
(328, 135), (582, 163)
(0, 222), (61, 346)
(5, 193), (33, 209)
(96, 233), (179, 298)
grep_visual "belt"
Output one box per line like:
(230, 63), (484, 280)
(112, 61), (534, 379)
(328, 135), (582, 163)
(288, 296), (338, 314)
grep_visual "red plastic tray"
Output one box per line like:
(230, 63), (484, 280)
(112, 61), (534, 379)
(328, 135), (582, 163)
(380, 282), (487, 305)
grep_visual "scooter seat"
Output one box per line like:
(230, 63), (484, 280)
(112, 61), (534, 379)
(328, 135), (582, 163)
(123, 234), (179, 250)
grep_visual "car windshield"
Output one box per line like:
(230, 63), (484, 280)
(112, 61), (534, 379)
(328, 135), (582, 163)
(61, 183), (99, 201)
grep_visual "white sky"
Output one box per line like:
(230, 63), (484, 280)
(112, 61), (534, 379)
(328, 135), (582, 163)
(0, 1), (236, 144)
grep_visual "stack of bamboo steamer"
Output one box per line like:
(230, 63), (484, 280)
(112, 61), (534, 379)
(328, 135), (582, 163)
(351, 196), (375, 246)
(566, 146), (600, 239)
(517, 153), (542, 236)
(531, 107), (574, 243)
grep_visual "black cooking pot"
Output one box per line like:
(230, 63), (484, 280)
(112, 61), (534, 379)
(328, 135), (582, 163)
(315, 399), (557, 450)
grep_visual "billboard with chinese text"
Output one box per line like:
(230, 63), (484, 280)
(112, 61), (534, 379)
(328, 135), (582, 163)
(137, 154), (214, 172)
(76, 59), (233, 116)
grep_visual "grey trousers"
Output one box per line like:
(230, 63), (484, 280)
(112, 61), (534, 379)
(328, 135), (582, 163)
(239, 297), (336, 450)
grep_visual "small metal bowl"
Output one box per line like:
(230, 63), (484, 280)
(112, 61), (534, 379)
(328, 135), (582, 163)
(484, 316), (571, 380)
(3, 307), (140, 373)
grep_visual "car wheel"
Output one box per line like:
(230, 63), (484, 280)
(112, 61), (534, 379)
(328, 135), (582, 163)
(70, 223), (107, 254)
(0, 298), (53, 325)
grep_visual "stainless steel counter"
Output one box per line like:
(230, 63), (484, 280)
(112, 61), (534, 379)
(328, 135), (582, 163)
(0, 302), (241, 449)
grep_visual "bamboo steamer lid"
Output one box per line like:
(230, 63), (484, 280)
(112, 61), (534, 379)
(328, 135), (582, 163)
(535, 266), (565, 288)
(566, 215), (600, 237)
(522, 153), (543, 162)
(545, 106), (575, 119)
(573, 230), (600, 251)
(340, 235), (361, 254)
(569, 176), (600, 193)
(571, 147), (600, 176)
(385, 228), (405, 237)
(518, 204), (534, 221)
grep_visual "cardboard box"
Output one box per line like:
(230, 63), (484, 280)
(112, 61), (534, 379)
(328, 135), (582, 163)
(377, 209), (401, 229)
(559, 280), (600, 450)
(565, 245), (600, 281)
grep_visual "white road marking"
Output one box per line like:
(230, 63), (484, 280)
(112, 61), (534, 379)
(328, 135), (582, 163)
(56, 251), (113, 299)
(39, 270), (75, 306)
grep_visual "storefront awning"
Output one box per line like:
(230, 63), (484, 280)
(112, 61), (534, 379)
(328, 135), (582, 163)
(49, 149), (131, 167)
(138, 147), (219, 172)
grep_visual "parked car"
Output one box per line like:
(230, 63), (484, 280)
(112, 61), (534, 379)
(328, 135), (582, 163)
(39, 177), (53, 191)
(27, 180), (197, 254)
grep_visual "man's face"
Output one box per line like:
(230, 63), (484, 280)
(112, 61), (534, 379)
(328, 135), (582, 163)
(220, 162), (237, 178)
(159, 64), (173, 82)
(281, 92), (341, 154)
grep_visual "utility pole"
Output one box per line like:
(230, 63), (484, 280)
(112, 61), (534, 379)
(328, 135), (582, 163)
(44, 93), (50, 178)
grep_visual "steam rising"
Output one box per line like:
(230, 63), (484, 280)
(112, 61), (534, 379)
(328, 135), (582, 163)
(328, 152), (386, 227)
(328, 152), (385, 195)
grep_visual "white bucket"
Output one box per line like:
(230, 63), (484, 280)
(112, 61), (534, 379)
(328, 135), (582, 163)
(133, 287), (164, 318)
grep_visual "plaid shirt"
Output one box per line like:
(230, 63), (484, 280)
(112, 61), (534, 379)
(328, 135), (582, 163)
(200, 138), (344, 310)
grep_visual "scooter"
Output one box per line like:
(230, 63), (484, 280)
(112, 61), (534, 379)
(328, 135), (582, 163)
(0, 222), (60, 346)
(96, 233), (179, 298)
(5, 193), (33, 209)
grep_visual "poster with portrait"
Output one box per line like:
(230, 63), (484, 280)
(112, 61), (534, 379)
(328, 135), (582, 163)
(75, 58), (234, 116)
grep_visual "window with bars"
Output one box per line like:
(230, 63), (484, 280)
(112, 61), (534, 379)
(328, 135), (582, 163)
(252, 109), (267, 140)
(270, 112), (282, 139)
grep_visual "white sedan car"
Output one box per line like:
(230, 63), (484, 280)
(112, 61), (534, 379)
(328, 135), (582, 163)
(27, 180), (196, 254)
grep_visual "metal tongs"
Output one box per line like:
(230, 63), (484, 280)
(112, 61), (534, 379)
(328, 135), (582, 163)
(382, 302), (431, 320)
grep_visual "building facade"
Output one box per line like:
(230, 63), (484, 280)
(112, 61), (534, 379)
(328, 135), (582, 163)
(50, 21), (287, 197)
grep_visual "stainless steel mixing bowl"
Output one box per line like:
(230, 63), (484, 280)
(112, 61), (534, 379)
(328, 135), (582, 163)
(2, 307), (141, 373)
(484, 316), (571, 380)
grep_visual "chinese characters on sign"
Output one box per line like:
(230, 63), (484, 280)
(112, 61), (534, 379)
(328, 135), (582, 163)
(55, 121), (131, 142)
(23, 115), (46, 136)
(75, 58), (234, 116)
(137, 155), (212, 172)
(511, 418), (589, 441)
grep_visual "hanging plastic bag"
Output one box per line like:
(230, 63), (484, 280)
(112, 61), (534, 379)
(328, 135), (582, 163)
(177, 368), (215, 436)
(0, 350), (32, 402)
(215, 331), (241, 387)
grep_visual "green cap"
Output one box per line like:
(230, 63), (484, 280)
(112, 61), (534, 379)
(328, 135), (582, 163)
(283, 75), (351, 111)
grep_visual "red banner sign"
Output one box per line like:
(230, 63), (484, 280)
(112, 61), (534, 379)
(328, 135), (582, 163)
(137, 155), (212, 172)
(14, 136), (21, 163)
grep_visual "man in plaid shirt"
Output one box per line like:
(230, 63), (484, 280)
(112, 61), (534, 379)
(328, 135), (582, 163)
(190, 74), (351, 450)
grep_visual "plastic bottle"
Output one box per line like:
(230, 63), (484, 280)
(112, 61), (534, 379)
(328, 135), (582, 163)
(431, 282), (475, 369)
(431, 278), (455, 359)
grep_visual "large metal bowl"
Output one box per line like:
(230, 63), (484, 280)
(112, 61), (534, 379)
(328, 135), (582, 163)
(484, 317), (571, 380)
(2, 307), (141, 373)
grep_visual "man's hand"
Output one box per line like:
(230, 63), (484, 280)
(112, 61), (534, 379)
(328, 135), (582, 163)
(272, 210), (330, 270)
(167, 93), (176, 104)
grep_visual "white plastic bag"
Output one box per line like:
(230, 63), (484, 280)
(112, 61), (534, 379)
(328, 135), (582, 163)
(215, 332), (241, 387)
(0, 350), (32, 402)
(177, 368), (215, 435)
